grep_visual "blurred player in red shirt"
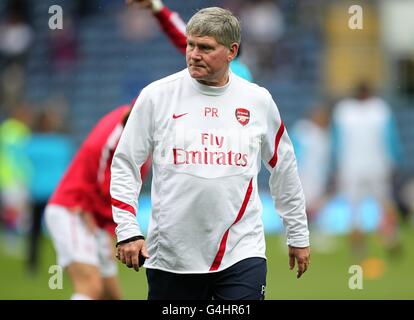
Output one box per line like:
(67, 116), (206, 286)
(45, 104), (150, 300)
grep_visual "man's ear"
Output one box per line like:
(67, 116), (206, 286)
(228, 43), (239, 62)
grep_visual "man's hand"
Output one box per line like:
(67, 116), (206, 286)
(125, 0), (151, 9)
(125, 0), (164, 12)
(116, 239), (149, 272)
(288, 246), (310, 279)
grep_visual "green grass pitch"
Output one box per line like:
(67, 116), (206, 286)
(1, 224), (413, 300)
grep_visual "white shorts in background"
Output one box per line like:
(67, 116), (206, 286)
(44, 204), (117, 277)
(339, 172), (391, 204)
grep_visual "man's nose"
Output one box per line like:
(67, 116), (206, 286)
(189, 47), (202, 60)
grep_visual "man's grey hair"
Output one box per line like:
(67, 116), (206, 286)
(186, 7), (241, 48)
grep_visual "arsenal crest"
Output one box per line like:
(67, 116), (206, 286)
(235, 108), (250, 126)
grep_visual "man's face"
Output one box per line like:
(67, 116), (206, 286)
(186, 34), (238, 86)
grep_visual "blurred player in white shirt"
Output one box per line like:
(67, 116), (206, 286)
(332, 82), (403, 257)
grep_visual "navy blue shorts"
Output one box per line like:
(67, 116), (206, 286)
(146, 257), (267, 300)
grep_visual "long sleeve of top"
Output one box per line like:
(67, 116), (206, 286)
(110, 69), (309, 273)
(49, 106), (130, 234)
(261, 98), (309, 247)
(154, 6), (187, 54)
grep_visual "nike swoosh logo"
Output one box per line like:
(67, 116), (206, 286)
(173, 113), (189, 119)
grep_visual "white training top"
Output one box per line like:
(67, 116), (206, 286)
(110, 69), (309, 274)
(333, 97), (394, 178)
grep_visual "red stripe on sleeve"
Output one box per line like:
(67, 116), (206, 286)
(268, 122), (285, 168)
(154, 7), (187, 55)
(111, 198), (136, 216)
(209, 179), (253, 271)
